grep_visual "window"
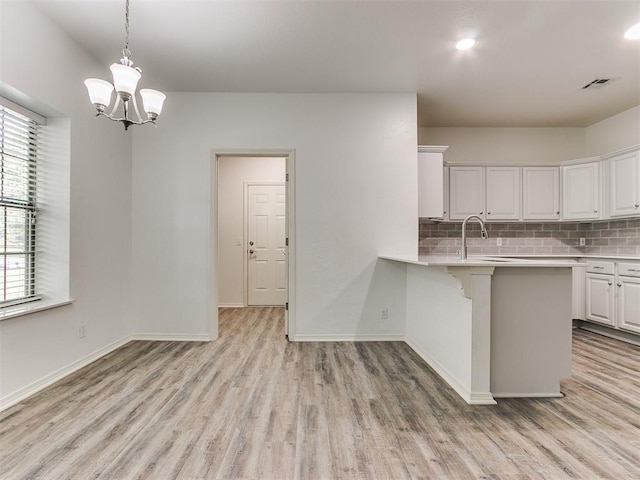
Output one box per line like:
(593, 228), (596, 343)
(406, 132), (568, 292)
(0, 104), (39, 306)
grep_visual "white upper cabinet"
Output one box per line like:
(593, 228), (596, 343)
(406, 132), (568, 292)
(486, 167), (521, 220)
(449, 166), (523, 221)
(417, 146), (448, 218)
(609, 150), (640, 218)
(522, 167), (560, 220)
(448, 166), (485, 220)
(562, 161), (601, 220)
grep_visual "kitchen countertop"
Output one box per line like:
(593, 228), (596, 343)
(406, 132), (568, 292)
(380, 254), (583, 267)
(473, 254), (640, 261)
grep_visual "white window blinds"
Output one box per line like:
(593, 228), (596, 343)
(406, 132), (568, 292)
(0, 104), (39, 306)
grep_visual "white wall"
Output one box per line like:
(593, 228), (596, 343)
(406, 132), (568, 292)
(0, 2), (133, 405)
(418, 127), (585, 164)
(132, 93), (416, 339)
(585, 105), (640, 156)
(218, 156), (286, 306)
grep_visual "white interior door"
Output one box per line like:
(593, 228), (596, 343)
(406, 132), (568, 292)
(247, 184), (286, 306)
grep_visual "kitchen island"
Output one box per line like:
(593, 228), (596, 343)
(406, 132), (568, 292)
(380, 255), (580, 405)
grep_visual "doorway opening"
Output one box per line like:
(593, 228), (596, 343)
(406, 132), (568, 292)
(212, 151), (295, 340)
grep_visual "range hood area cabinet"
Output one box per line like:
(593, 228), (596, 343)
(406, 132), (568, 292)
(418, 145), (448, 218)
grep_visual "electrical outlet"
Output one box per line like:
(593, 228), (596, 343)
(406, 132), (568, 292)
(79, 324), (86, 338)
(496, 238), (502, 246)
(579, 237), (586, 246)
(381, 308), (389, 320)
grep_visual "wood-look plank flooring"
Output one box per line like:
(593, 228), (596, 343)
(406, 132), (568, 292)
(1, 307), (640, 479)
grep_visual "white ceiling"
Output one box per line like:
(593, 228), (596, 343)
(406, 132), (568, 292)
(31, 0), (640, 127)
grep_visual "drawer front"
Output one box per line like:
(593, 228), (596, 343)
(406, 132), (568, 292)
(586, 261), (615, 275)
(618, 262), (640, 277)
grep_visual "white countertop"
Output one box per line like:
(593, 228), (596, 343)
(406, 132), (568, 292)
(380, 254), (583, 267)
(473, 254), (640, 261)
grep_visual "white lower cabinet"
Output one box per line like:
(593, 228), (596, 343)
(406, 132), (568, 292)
(584, 260), (640, 335)
(585, 271), (615, 326)
(617, 263), (640, 334)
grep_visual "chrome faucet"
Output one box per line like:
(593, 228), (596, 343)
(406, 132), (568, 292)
(461, 215), (489, 260)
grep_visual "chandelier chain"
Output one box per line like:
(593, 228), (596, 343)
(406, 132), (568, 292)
(123, 0), (131, 58)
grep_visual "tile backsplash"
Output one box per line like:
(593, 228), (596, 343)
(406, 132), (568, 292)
(419, 217), (640, 257)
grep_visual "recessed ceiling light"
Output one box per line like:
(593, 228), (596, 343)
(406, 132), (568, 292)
(625, 22), (640, 39)
(456, 38), (476, 50)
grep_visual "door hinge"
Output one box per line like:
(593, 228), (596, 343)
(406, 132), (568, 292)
(285, 237), (289, 246)
(286, 173), (289, 181)
(285, 302), (289, 311)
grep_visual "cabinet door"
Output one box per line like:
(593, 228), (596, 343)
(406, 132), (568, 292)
(522, 167), (560, 220)
(486, 167), (521, 220)
(562, 162), (601, 220)
(617, 276), (640, 334)
(418, 150), (444, 218)
(585, 273), (615, 326)
(610, 151), (640, 217)
(449, 167), (484, 220)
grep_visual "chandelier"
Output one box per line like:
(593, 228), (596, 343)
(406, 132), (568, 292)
(84, 0), (166, 130)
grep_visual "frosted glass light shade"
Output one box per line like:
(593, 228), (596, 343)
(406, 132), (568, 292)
(110, 63), (141, 96)
(139, 89), (166, 116)
(84, 78), (114, 108)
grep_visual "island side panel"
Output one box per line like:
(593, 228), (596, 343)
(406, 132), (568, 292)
(405, 264), (476, 403)
(490, 267), (573, 398)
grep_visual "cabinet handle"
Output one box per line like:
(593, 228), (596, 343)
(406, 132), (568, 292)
(635, 204), (639, 208)
(594, 210), (598, 213)
(608, 282), (612, 286)
(487, 212), (491, 215)
(556, 211), (560, 215)
(592, 266), (604, 269)
(617, 283), (622, 287)
(479, 211), (483, 215)
(628, 268), (638, 272)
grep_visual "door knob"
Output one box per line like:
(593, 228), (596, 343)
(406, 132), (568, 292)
(249, 241), (254, 246)
(249, 249), (254, 254)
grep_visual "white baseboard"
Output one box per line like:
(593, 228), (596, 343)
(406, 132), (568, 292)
(493, 392), (564, 398)
(218, 304), (245, 308)
(131, 333), (211, 342)
(0, 335), (132, 412)
(1, 332), (212, 412)
(292, 333), (405, 342)
(405, 335), (497, 406)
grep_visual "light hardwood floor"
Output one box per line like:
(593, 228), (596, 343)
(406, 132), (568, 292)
(1, 307), (639, 479)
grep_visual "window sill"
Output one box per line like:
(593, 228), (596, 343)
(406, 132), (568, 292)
(0, 298), (74, 321)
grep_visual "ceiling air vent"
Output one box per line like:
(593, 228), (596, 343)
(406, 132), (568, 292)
(582, 78), (616, 90)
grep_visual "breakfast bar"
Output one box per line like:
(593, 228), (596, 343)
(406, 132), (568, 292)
(380, 255), (580, 405)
